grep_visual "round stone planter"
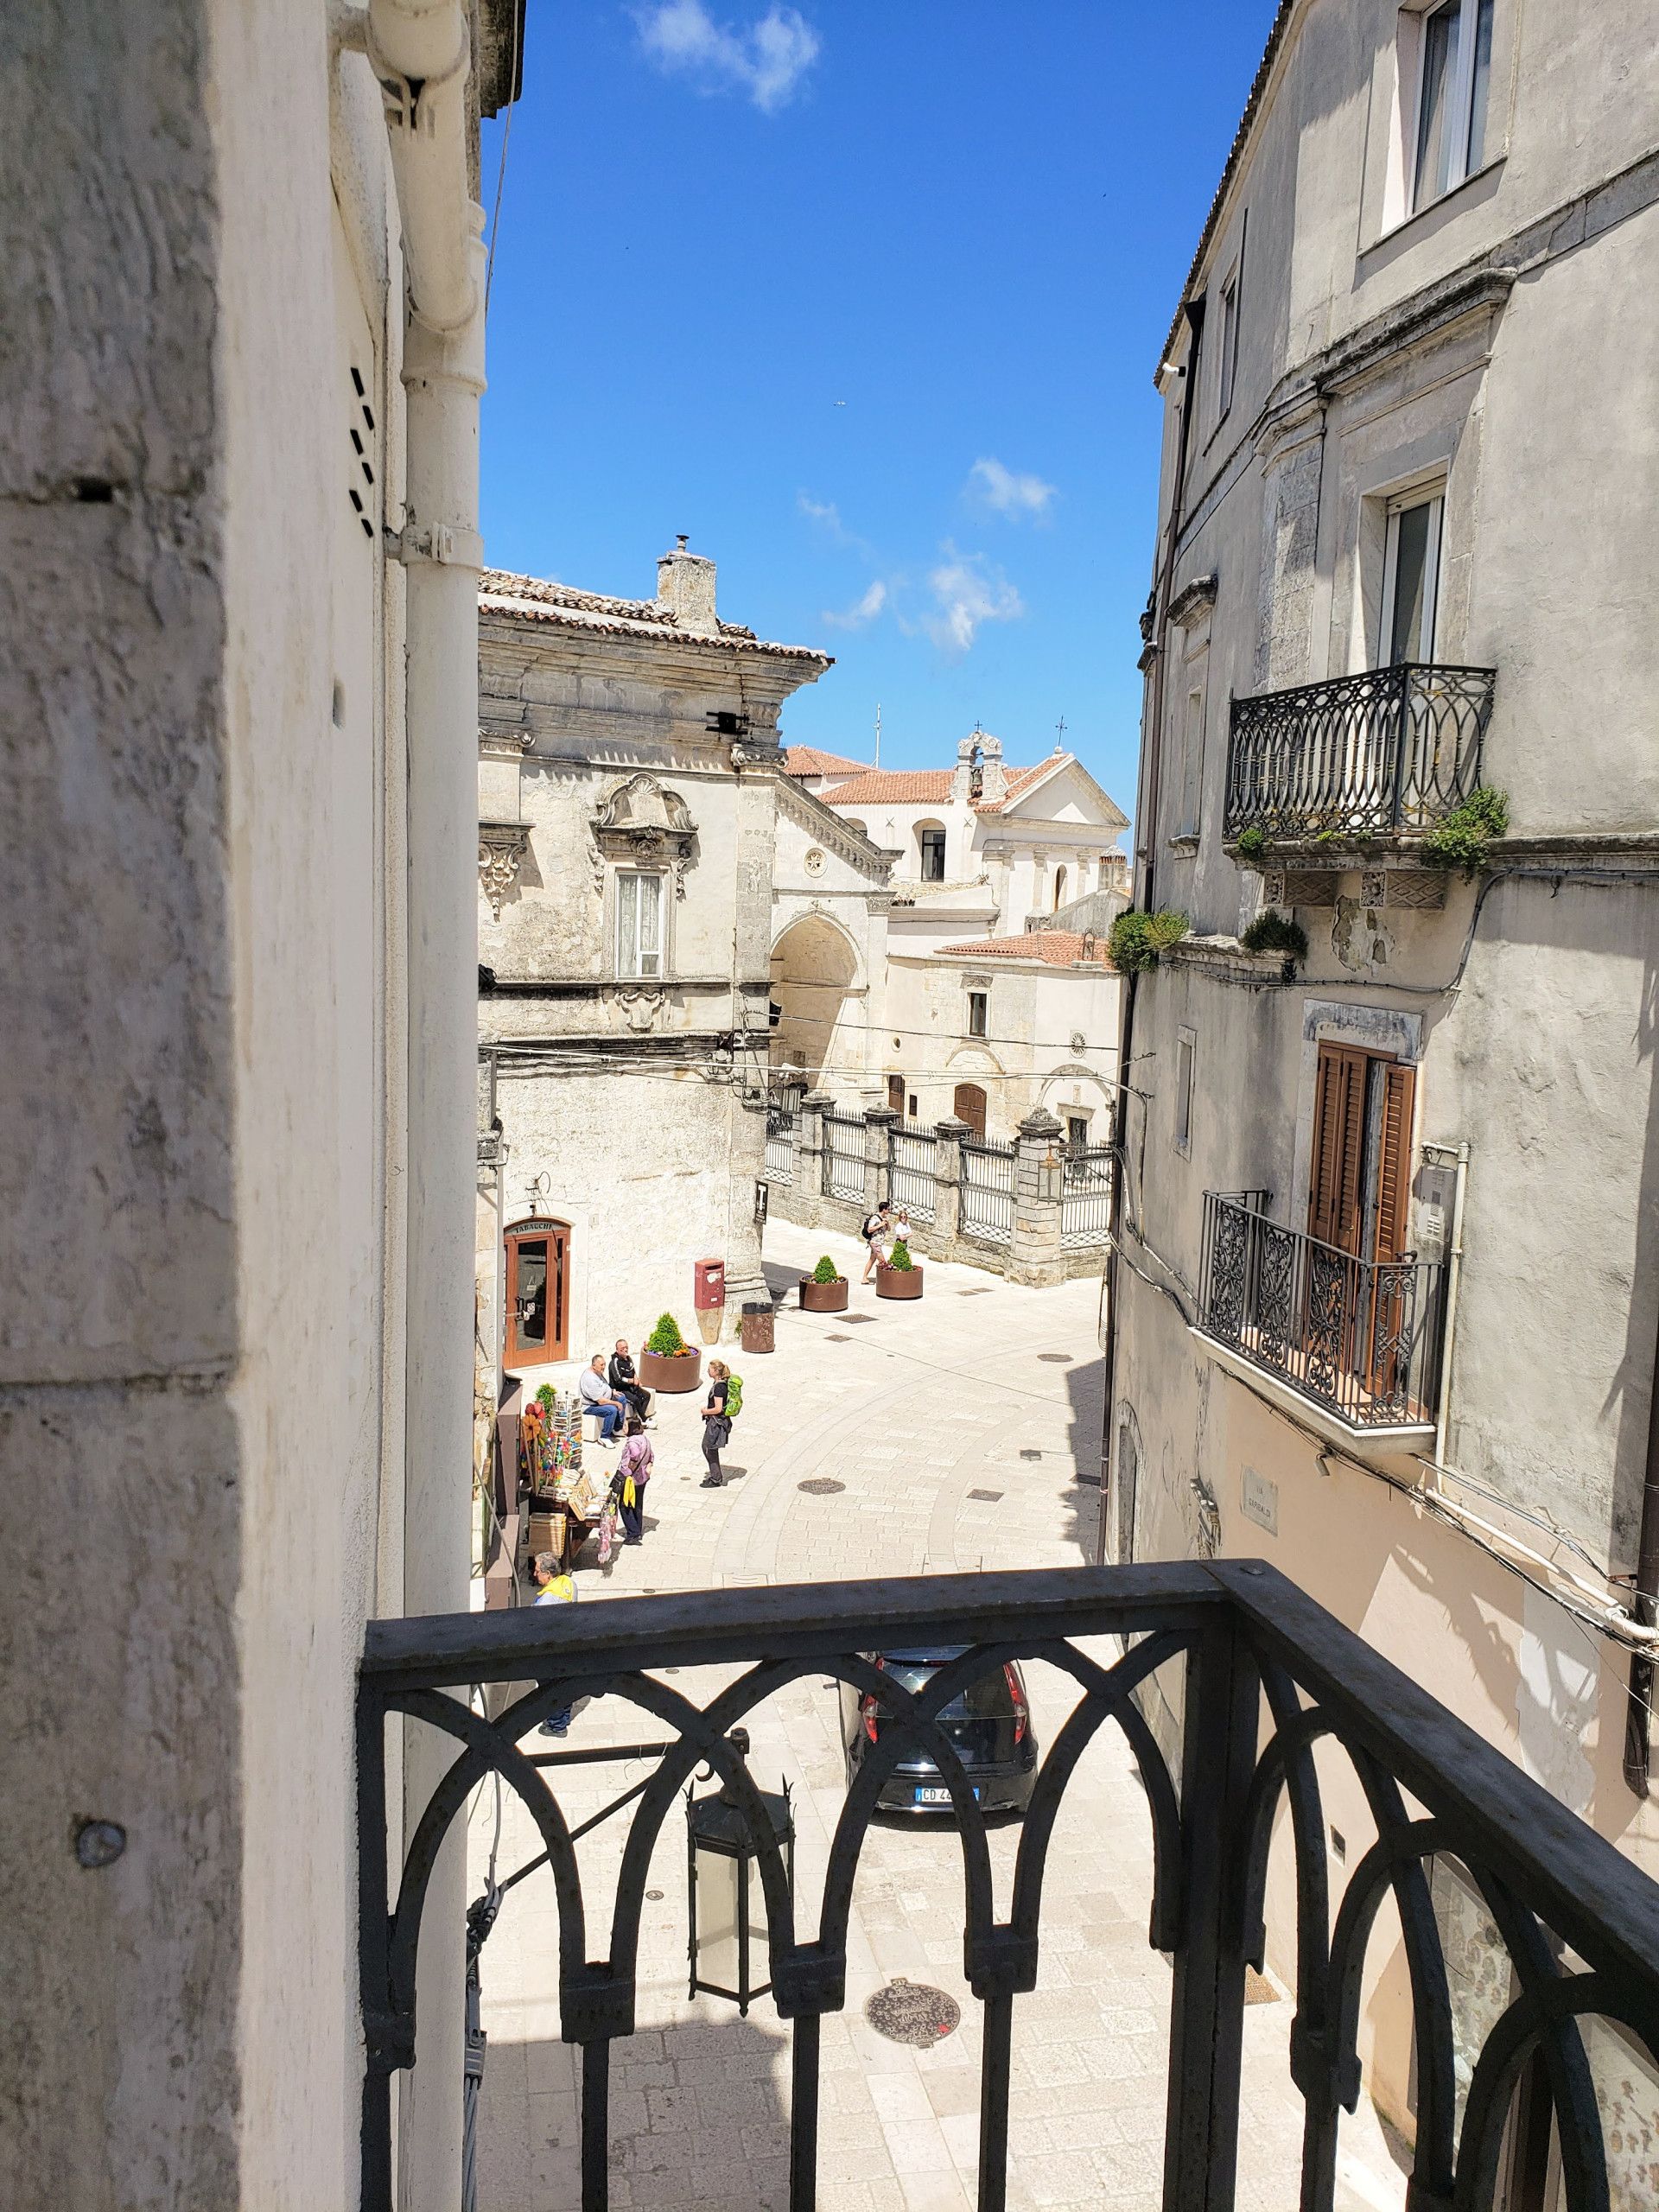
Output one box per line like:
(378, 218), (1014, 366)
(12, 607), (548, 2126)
(799, 1276), (849, 1313)
(875, 1262), (924, 1300)
(639, 1348), (702, 1393)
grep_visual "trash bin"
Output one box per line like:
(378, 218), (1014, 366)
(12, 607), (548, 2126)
(741, 1301), (774, 1355)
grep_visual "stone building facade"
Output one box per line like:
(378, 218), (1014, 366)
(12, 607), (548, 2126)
(1109, 0), (1659, 2166)
(475, 546), (831, 1377)
(2, 3), (520, 2205)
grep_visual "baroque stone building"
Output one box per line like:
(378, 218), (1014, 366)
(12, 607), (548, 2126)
(475, 544), (831, 1376)
(1108, 0), (1659, 2173)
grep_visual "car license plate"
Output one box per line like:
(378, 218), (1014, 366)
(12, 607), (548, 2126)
(913, 1785), (976, 1805)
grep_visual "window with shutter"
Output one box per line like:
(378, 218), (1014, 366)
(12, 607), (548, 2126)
(1373, 1063), (1416, 1265)
(1308, 1043), (1370, 1255)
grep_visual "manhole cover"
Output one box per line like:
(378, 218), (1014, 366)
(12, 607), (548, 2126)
(1020, 1449), (1043, 1461)
(826, 1333), (850, 1342)
(1037, 1353), (1071, 1363)
(957, 1287), (992, 1297)
(842, 1313), (875, 1323)
(864, 1979), (961, 2048)
(968, 1488), (1003, 1503)
(798, 1478), (846, 1495)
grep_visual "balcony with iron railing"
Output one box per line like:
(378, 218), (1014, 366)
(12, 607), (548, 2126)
(359, 1562), (1659, 2212)
(1197, 1191), (1446, 1439)
(1224, 663), (1496, 847)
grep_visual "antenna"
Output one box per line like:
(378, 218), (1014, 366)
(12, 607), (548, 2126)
(874, 702), (880, 770)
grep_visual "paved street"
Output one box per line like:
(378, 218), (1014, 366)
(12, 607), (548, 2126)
(471, 1222), (1408, 2211)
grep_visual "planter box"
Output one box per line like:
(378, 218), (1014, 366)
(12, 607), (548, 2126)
(875, 1262), (924, 1300)
(799, 1276), (849, 1313)
(639, 1348), (702, 1393)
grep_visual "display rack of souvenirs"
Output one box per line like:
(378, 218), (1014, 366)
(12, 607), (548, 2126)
(519, 1388), (582, 1502)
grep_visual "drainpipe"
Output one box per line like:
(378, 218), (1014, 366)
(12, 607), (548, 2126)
(361, 0), (487, 2192)
(1624, 1300), (1659, 1795)
(1429, 1141), (1470, 1481)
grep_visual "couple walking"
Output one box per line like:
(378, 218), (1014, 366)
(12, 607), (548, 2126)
(860, 1200), (911, 1283)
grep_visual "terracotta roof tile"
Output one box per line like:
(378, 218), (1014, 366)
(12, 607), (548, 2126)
(935, 931), (1114, 968)
(783, 747), (871, 777)
(478, 569), (831, 663)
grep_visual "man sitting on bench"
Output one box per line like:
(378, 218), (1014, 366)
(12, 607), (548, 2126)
(607, 1338), (652, 1425)
(578, 1352), (629, 1441)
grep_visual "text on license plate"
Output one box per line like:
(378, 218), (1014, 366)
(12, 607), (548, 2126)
(913, 1785), (978, 1804)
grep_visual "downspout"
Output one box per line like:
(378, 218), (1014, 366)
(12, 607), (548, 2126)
(1624, 1301), (1659, 1794)
(1098, 302), (1203, 1560)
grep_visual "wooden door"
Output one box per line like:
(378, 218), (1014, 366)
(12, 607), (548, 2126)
(505, 1218), (569, 1368)
(887, 1073), (906, 1116)
(1307, 1043), (1370, 1255)
(953, 1083), (988, 1139)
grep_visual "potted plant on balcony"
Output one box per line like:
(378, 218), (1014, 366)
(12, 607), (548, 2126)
(799, 1254), (849, 1313)
(875, 1238), (924, 1300)
(639, 1313), (702, 1393)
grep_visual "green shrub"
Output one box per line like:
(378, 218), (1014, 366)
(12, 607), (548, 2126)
(1106, 908), (1191, 975)
(1421, 787), (1509, 875)
(886, 1239), (915, 1272)
(1235, 826), (1269, 863)
(811, 1255), (842, 1284)
(645, 1312), (688, 1356)
(1241, 911), (1309, 961)
(535, 1382), (555, 1408)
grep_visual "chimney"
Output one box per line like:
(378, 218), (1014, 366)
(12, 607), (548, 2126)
(978, 731), (1007, 804)
(656, 535), (718, 635)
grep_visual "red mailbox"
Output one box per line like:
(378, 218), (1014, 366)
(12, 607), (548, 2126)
(694, 1257), (726, 1311)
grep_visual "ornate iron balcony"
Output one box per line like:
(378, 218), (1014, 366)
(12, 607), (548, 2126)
(359, 1562), (1659, 2212)
(1224, 662), (1496, 842)
(1198, 1191), (1446, 1431)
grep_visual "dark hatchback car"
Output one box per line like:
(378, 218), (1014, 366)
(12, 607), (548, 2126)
(838, 1648), (1039, 1815)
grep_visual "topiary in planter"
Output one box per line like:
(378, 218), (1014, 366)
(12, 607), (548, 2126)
(1241, 911), (1308, 961)
(646, 1313), (688, 1356)
(801, 1255), (849, 1313)
(1106, 908), (1191, 975)
(886, 1239), (915, 1270)
(876, 1240), (924, 1300)
(640, 1313), (702, 1391)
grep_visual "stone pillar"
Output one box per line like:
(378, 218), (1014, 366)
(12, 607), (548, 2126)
(863, 1105), (899, 1217)
(932, 1116), (969, 1244)
(799, 1090), (832, 1201)
(1012, 1107), (1065, 1287)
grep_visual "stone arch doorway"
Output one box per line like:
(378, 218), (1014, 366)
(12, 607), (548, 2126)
(771, 913), (862, 1086)
(952, 1082), (988, 1138)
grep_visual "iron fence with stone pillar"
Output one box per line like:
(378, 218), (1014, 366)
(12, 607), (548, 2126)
(931, 1116), (969, 1242)
(1009, 1109), (1065, 1287)
(797, 1091), (832, 1201)
(862, 1106), (899, 1218)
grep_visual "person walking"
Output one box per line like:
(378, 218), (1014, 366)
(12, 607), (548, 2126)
(607, 1338), (652, 1425)
(698, 1358), (732, 1488)
(578, 1351), (629, 1441)
(614, 1415), (653, 1543)
(860, 1199), (892, 1284)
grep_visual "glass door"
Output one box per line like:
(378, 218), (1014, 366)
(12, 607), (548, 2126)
(505, 1220), (568, 1368)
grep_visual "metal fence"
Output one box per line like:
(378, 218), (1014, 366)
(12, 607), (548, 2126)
(1059, 1143), (1114, 1249)
(959, 1136), (1014, 1245)
(887, 1122), (938, 1224)
(1224, 661), (1495, 841)
(359, 1561), (1659, 2212)
(1197, 1189), (1446, 1429)
(823, 1111), (866, 1203)
(765, 1103), (795, 1186)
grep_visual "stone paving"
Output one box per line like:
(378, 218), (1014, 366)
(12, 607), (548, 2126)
(470, 1221), (1410, 2211)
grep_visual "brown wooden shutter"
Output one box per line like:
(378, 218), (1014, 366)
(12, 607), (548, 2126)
(1308, 1043), (1368, 1255)
(1372, 1064), (1416, 1264)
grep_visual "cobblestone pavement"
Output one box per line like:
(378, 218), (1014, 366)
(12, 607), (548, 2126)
(470, 1222), (1410, 2211)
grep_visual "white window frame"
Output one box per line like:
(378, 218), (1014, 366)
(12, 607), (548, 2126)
(967, 990), (988, 1040)
(1410, 0), (1494, 213)
(1378, 488), (1444, 667)
(614, 868), (665, 978)
(1174, 1028), (1196, 1158)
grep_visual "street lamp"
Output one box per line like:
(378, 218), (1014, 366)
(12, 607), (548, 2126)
(685, 1727), (794, 2018)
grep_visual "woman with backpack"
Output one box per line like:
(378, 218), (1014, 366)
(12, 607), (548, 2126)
(860, 1199), (891, 1284)
(699, 1358), (736, 1488)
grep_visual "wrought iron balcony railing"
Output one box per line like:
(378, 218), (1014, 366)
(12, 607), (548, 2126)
(358, 1562), (1659, 2212)
(1198, 1191), (1446, 1432)
(1224, 662), (1496, 842)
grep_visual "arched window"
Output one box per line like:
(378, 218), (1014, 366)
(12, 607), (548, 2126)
(1052, 865), (1067, 912)
(917, 821), (947, 882)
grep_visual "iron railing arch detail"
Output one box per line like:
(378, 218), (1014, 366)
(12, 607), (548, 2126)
(358, 1562), (1659, 2212)
(1224, 661), (1496, 842)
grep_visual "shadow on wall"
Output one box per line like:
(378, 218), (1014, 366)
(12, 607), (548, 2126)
(1061, 1344), (1106, 1560)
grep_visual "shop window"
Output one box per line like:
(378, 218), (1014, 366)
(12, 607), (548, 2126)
(616, 870), (664, 977)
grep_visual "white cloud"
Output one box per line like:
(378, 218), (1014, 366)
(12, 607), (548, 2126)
(637, 2), (821, 112)
(822, 580), (887, 630)
(968, 456), (1058, 520)
(923, 550), (1023, 654)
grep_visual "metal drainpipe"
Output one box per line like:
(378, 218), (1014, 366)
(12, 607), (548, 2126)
(1624, 1302), (1659, 1795)
(1429, 1141), (1470, 1481)
(1098, 308), (1203, 1564)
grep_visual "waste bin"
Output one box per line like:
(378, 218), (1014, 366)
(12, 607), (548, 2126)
(740, 1301), (774, 1355)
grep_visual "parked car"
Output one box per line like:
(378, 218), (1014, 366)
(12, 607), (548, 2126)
(838, 1647), (1039, 1815)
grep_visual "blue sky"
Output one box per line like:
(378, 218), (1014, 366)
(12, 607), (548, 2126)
(479, 2), (1277, 814)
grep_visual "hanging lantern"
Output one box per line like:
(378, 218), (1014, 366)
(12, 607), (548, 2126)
(685, 1728), (794, 2018)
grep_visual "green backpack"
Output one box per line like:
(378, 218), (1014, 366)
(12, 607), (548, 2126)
(724, 1372), (743, 1419)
